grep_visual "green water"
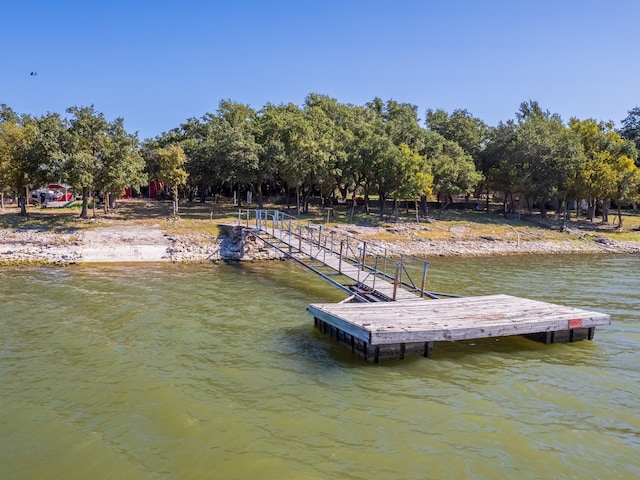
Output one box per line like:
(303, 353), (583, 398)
(1, 256), (639, 479)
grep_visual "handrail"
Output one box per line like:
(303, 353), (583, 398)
(238, 209), (437, 299)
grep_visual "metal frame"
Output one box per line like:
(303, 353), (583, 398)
(238, 209), (459, 302)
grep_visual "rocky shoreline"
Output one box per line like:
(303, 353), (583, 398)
(0, 223), (638, 265)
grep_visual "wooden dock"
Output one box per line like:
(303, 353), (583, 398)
(241, 209), (612, 362)
(308, 294), (611, 362)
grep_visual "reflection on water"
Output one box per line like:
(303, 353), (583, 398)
(1, 256), (639, 479)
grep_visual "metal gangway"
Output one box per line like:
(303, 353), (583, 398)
(238, 209), (453, 303)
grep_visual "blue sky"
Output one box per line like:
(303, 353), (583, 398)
(3, 0), (638, 140)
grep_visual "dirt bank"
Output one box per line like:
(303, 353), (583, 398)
(0, 224), (282, 264)
(0, 222), (638, 264)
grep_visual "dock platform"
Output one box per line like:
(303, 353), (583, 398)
(308, 294), (611, 362)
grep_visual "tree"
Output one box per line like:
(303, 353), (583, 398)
(619, 107), (640, 156)
(611, 153), (640, 225)
(425, 108), (488, 162)
(259, 103), (325, 214)
(423, 131), (481, 211)
(65, 106), (108, 218)
(370, 136), (402, 218)
(343, 105), (379, 213)
(391, 144), (433, 220)
(154, 144), (188, 215)
(303, 94), (353, 205)
(214, 100), (261, 207)
(164, 116), (224, 203)
(97, 118), (147, 210)
(480, 121), (522, 214)
(570, 118), (639, 224)
(0, 119), (37, 212)
(382, 100), (426, 151)
(359, 98), (429, 216)
(514, 101), (583, 219)
(252, 112), (283, 208)
(1, 113), (66, 216)
(0, 104), (19, 124)
(350, 107), (394, 214)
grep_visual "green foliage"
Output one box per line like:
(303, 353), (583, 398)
(98, 118), (147, 205)
(423, 130), (481, 204)
(514, 102), (583, 214)
(425, 108), (489, 161)
(393, 144), (433, 200)
(480, 120), (522, 203)
(64, 106), (144, 218)
(619, 107), (640, 156)
(3, 95), (639, 226)
(154, 143), (188, 215)
(570, 117), (640, 222)
(0, 112), (64, 215)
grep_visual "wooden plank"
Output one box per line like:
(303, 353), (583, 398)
(308, 294), (611, 346)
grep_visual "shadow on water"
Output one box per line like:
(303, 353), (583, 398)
(277, 323), (366, 370)
(279, 319), (608, 371)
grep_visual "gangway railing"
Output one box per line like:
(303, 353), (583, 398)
(238, 209), (451, 300)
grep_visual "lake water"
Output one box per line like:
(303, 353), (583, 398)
(1, 255), (639, 479)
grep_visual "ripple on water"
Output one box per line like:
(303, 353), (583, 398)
(0, 258), (639, 480)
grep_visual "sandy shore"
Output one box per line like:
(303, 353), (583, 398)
(0, 223), (638, 264)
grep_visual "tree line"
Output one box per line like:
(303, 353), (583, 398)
(2, 96), (640, 224)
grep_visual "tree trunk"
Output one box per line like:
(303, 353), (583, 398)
(378, 194), (386, 220)
(485, 188), (490, 213)
(588, 198), (596, 221)
(79, 186), (90, 218)
(172, 185), (179, 215)
(539, 201), (547, 219)
(617, 205), (623, 227)
(602, 199), (610, 223)
(419, 195), (428, 217)
(393, 198), (399, 223)
(256, 182), (264, 209)
(285, 185), (291, 211)
(302, 188), (311, 214)
(296, 186), (301, 216)
(19, 186), (28, 216)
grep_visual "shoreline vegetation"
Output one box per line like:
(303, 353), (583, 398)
(1, 199), (639, 265)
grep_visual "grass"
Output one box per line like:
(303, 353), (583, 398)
(1, 197), (639, 245)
